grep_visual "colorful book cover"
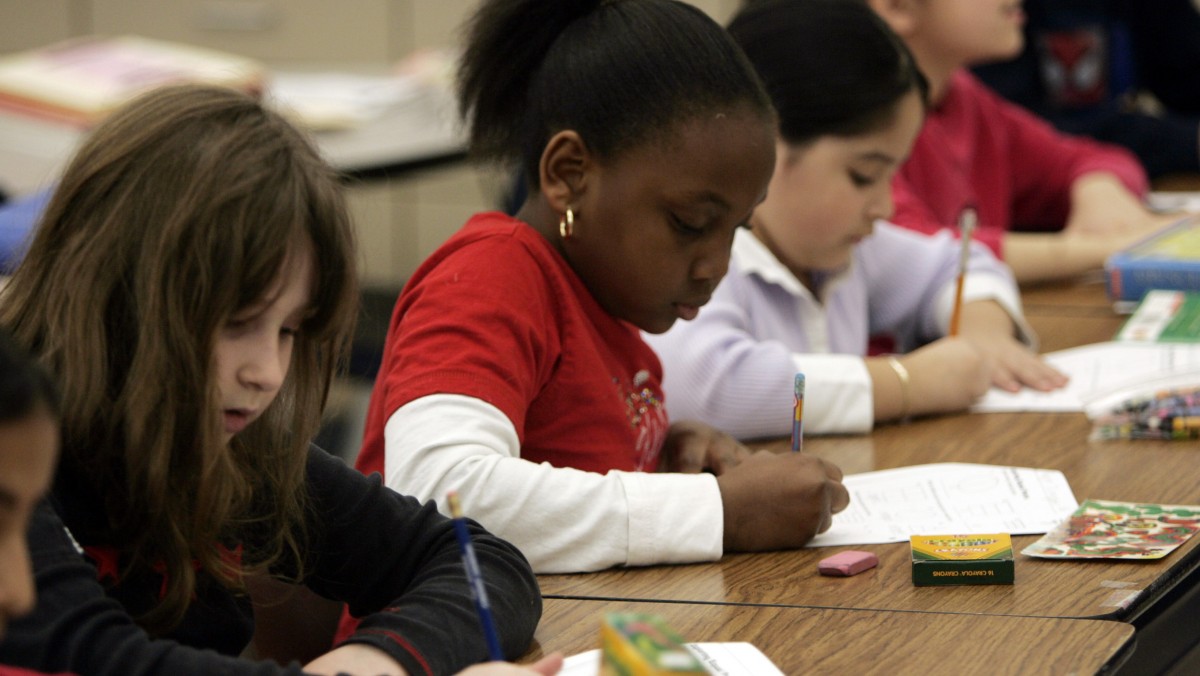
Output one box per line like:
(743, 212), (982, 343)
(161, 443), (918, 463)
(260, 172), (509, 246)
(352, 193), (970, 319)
(1105, 216), (1200, 303)
(1022, 499), (1200, 560)
(1115, 290), (1200, 343)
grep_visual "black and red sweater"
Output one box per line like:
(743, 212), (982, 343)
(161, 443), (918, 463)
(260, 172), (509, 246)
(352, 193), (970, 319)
(0, 445), (541, 675)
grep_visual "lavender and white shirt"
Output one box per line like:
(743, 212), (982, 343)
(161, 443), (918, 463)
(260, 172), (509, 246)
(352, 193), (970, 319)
(645, 224), (1032, 437)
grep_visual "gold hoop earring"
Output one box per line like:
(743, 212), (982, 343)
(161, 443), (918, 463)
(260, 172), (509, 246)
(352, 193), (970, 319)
(559, 206), (574, 239)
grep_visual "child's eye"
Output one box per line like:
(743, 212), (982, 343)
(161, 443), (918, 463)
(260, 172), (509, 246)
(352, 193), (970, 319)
(280, 326), (301, 339)
(671, 214), (705, 236)
(849, 170), (875, 187)
(223, 316), (254, 335)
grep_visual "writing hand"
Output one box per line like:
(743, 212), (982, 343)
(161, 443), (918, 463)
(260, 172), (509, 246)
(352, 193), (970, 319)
(717, 451), (848, 551)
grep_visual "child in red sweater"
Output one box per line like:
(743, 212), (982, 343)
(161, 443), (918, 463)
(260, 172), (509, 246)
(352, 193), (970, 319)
(866, 0), (1179, 283)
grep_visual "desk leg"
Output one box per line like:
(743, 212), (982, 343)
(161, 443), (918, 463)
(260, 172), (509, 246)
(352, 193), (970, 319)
(1116, 563), (1200, 675)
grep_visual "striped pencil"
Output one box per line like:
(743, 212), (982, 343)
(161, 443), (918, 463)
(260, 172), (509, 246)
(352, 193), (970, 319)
(793, 373), (805, 452)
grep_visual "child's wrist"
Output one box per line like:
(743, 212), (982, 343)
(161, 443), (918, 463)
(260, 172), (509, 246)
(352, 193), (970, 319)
(885, 356), (911, 421)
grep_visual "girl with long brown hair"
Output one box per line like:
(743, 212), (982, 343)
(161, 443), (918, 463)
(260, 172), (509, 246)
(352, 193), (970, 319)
(0, 83), (548, 676)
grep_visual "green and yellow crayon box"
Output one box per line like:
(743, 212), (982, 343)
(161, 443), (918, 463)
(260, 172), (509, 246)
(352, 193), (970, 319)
(910, 533), (1014, 586)
(599, 612), (707, 675)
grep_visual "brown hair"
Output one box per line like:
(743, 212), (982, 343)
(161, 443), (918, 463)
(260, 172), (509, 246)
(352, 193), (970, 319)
(0, 84), (359, 633)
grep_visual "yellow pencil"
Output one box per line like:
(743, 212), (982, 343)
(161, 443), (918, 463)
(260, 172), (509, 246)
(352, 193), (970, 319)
(949, 207), (977, 337)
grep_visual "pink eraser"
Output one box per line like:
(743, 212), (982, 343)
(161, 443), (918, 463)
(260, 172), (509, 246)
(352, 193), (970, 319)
(818, 550), (879, 577)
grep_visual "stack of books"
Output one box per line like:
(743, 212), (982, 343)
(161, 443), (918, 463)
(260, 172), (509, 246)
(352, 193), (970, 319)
(1105, 215), (1200, 310)
(0, 35), (265, 128)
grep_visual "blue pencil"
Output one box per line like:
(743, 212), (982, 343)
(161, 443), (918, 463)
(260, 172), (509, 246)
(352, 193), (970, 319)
(447, 491), (504, 661)
(792, 373), (805, 452)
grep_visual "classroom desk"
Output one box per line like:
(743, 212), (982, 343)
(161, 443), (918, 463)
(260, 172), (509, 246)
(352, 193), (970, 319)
(539, 412), (1200, 621)
(539, 278), (1200, 673)
(1020, 273), (1116, 317)
(1020, 275), (1125, 351)
(522, 599), (1135, 675)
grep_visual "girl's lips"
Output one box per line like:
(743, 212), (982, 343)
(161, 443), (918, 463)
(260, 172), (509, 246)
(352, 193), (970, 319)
(223, 410), (253, 436)
(674, 303), (701, 321)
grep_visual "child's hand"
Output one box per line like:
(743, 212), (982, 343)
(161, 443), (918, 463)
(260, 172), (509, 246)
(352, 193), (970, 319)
(457, 655), (564, 675)
(661, 420), (751, 474)
(716, 450), (849, 552)
(955, 301), (1068, 393)
(304, 644), (408, 675)
(306, 648), (563, 676)
(1065, 173), (1178, 237)
(959, 332), (1068, 393)
(899, 338), (991, 416)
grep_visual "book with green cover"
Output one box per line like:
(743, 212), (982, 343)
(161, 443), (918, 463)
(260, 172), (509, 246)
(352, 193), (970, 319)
(1114, 290), (1200, 343)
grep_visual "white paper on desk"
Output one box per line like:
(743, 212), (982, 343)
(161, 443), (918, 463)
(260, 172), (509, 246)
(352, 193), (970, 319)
(559, 643), (783, 676)
(971, 342), (1200, 413)
(806, 463), (1078, 547)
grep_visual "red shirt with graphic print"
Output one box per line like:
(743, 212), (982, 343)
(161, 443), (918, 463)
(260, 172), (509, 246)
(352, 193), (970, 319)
(356, 212), (669, 477)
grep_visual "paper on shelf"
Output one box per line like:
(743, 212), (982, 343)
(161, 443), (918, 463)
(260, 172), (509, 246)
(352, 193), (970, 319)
(559, 643), (783, 676)
(806, 463), (1078, 547)
(267, 71), (423, 130)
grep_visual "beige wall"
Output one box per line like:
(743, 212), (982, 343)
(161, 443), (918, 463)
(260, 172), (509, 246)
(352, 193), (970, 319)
(0, 0), (742, 288)
(0, 1), (741, 56)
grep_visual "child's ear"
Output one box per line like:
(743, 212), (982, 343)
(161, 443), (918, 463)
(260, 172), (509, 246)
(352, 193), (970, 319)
(866, 0), (918, 37)
(538, 130), (591, 213)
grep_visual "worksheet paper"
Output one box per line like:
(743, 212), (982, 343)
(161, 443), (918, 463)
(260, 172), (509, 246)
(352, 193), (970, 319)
(558, 643), (783, 676)
(806, 463), (1078, 547)
(971, 342), (1200, 414)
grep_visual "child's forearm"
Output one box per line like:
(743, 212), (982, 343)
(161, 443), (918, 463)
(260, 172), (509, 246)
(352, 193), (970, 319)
(1001, 231), (1112, 284)
(956, 299), (1017, 340)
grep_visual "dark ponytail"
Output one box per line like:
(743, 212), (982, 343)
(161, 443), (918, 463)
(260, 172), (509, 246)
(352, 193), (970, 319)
(458, 0), (773, 183)
(728, 0), (928, 145)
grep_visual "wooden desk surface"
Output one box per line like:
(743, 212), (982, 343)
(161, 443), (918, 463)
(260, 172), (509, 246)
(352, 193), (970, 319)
(541, 408), (1200, 623)
(1020, 274), (1116, 316)
(1019, 275), (1127, 352)
(523, 599), (1134, 675)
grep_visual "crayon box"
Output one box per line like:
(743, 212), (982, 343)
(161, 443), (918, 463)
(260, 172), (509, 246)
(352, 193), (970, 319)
(910, 533), (1014, 586)
(599, 612), (707, 675)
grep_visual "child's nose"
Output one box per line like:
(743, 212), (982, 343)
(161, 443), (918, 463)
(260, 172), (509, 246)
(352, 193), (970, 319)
(239, 337), (287, 393)
(867, 187), (895, 222)
(0, 539), (37, 621)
